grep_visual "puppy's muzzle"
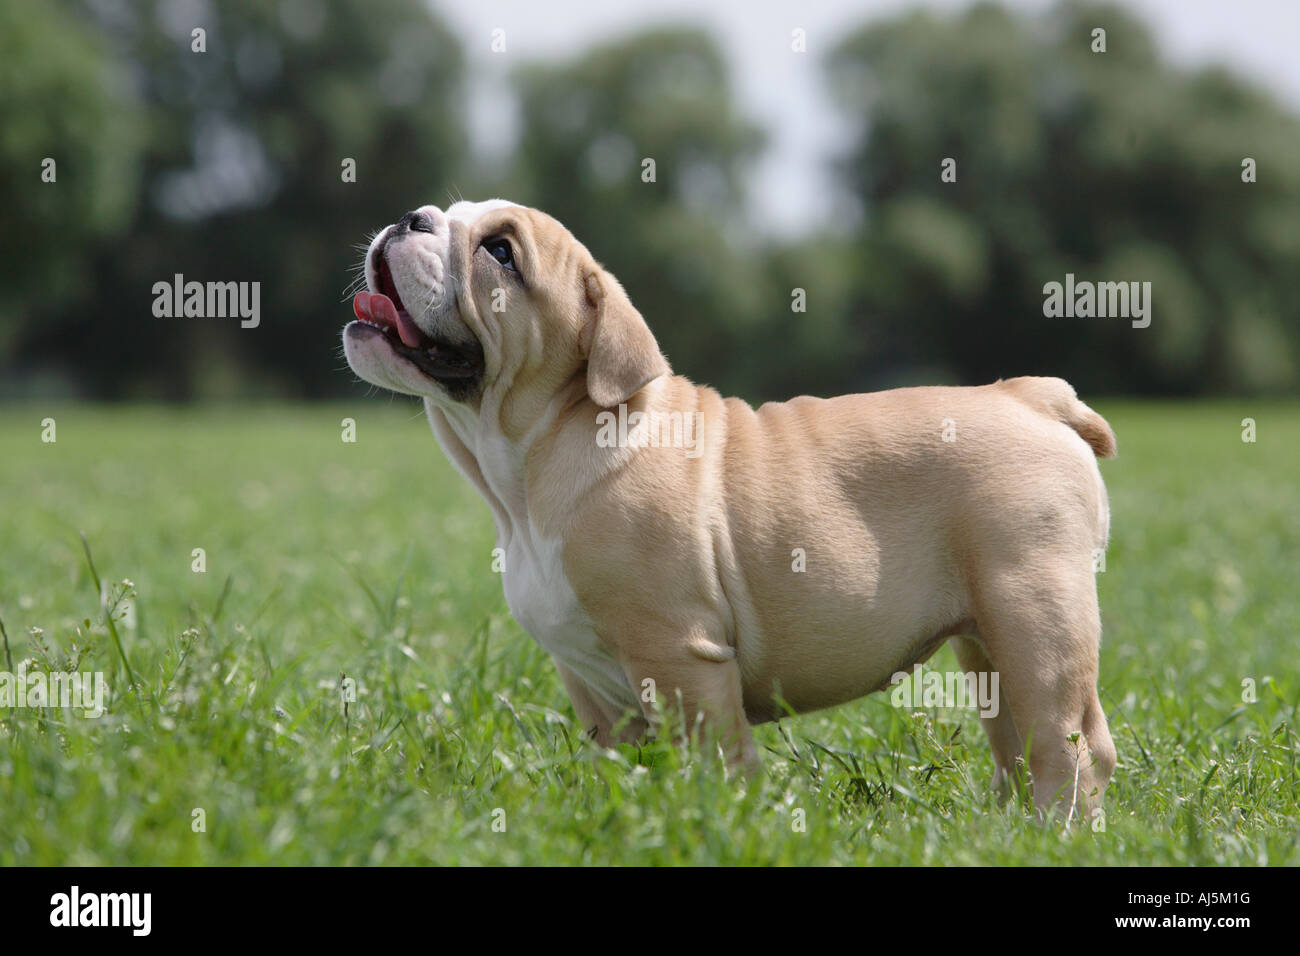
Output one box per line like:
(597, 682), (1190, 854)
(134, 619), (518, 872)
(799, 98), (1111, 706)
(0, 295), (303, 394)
(393, 209), (439, 236)
(346, 204), (483, 384)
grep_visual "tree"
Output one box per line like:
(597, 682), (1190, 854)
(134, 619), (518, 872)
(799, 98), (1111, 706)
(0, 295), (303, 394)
(827, 0), (1300, 394)
(508, 28), (775, 396)
(0, 0), (141, 392)
(12, 0), (467, 397)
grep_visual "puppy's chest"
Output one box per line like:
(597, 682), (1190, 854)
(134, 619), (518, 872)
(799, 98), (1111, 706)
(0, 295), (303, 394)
(501, 537), (633, 707)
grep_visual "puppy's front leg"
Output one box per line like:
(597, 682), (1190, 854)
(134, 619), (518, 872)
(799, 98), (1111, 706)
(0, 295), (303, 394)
(555, 661), (647, 748)
(619, 639), (757, 771)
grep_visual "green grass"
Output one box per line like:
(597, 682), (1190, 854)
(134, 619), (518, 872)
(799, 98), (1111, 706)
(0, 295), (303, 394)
(1, 400), (1297, 865)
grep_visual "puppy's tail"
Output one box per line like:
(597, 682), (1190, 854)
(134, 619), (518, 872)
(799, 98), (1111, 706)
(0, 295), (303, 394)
(999, 376), (1116, 459)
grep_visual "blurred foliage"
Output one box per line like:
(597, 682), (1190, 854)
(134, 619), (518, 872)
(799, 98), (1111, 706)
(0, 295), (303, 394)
(5, 0), (464, 398)
(0, 0), (141, 373)
(506, 27), (770, 382)
(2, 0), (1298, 399)
(827, 1), (1300, 395)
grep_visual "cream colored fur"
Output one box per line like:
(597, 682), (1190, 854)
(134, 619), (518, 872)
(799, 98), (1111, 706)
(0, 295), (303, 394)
(342, 200), (1118, 820)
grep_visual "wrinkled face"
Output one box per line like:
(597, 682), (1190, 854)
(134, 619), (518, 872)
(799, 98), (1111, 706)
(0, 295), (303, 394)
(342, 199), (580, 410)
(343, 198), (669, 439)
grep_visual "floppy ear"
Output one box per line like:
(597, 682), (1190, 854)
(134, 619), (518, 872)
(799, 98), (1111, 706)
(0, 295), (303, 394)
(581, 269), (670, 408)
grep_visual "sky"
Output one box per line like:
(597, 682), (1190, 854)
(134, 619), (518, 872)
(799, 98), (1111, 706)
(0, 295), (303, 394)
(433, 0), (1300, 237)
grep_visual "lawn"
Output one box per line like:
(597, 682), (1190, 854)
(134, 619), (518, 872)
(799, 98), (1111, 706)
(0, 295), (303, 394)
(1, 400), (1296, 865)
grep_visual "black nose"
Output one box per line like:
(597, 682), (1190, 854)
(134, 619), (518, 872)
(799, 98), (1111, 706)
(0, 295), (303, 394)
(395, 210), (435, 234)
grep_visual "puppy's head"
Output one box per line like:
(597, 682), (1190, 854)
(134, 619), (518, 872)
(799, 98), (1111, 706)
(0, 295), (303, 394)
(342, 199), (668, 432)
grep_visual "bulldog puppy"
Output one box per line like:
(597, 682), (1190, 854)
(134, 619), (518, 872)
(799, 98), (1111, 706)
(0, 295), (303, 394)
(342, 199), (1117, 819)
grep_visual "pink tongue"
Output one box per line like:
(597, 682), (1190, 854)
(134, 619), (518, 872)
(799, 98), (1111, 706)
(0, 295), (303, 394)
(393, 309), (430, 349)
(351, 292), (429, 348)
(352, 291), (376, 322)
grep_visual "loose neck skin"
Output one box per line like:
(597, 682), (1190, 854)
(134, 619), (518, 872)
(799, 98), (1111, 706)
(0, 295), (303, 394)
(422, 374), (661, 560)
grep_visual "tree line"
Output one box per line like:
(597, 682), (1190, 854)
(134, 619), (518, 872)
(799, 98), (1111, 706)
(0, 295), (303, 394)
(3, 0), (1296, 401)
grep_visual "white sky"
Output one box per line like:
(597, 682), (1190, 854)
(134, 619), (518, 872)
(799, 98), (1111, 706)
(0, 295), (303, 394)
(433, 0), (1300, 236)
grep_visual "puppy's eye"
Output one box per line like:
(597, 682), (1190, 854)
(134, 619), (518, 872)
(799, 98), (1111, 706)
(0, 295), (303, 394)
(483, 237), (517, 273)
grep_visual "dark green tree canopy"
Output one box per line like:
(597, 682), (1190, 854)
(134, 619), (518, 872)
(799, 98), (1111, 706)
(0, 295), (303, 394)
(4, 1), (1297, 399)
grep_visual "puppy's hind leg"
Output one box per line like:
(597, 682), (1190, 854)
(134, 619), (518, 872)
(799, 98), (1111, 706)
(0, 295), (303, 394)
(970, 561), (1115, 822)
(949, 635), (1024, 801)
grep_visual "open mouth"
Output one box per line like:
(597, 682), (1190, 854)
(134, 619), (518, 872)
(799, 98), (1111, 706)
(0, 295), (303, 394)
(349, 249), (482, 381)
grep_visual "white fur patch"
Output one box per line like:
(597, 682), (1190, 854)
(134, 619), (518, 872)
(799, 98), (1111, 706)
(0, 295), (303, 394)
(502, 529), (637, 714)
